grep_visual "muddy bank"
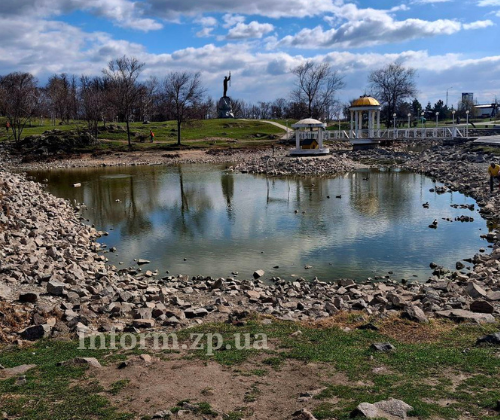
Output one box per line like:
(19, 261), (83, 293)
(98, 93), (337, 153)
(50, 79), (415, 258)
(1, 141), (500, 344)
(3, 145), (290, 172)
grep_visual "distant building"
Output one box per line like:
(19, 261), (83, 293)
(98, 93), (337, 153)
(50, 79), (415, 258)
(462, 92), (474, 103)
(474, 103), (498, 118)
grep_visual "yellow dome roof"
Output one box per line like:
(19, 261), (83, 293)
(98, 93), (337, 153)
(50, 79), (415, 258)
(351, 96), (380, 107)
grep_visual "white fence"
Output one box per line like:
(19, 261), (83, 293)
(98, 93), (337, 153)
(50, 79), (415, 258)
(291, 127), (468, 141)
(327, 127), (467, 140)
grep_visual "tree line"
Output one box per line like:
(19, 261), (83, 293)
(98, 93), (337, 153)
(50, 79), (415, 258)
(0, 55), (475, 146)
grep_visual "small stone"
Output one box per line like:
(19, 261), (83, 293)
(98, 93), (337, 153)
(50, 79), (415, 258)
(132, 319), (155, 328)
(476, 332), (500, 346)
(470, 300), (495, 314)
(140, 354), (152, 363)
(19, 324), (51, 341)
(58, 357), (102, 368)
(291, 408), (318, 419)
(47, 280), (65, 296)
(137, 259), (151, 265)
(19, 292), (38, 303)
(370, 343), (395, 352)
(253, 269), (265, 279)
(402, 305), (429, 323)
(352, 398), (413, 419)
(466, 282), (488, 299)
(0, 364), (37, 379)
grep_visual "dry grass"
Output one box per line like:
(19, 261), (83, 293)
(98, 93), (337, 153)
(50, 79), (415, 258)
(303, 311), (457, 344)
(0, 302), (32, 343)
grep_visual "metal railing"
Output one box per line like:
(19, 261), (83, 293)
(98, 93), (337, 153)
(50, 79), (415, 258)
(325, 126), (467, 140)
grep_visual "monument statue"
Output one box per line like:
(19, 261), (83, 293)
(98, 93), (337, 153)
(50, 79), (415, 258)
(218, 72), (234, 119)
(223, 74), (231, 97)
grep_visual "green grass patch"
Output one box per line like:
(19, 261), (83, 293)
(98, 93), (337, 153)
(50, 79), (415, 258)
(0, 118), (285, 151)
(2, 318), (500, 419)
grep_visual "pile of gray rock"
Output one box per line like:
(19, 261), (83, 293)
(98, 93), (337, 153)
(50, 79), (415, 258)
(2, 140), (500, 343)
(236, 154), (359, 176)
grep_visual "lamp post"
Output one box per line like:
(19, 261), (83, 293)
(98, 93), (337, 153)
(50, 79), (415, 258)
(393, 113), (397, 139)
(407, 113), (411, 129)
(466, 110), (470, 137)
(421, 112), (425, 129)
(452, 110), (456, 136)
(446, 86), (453, 107)
(436, 112), (439, 128)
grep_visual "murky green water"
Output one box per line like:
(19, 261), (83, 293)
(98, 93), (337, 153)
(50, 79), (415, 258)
(28, 164), (488, 282)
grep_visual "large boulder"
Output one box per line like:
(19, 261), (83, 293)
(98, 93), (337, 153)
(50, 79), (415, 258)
(352, 398), (413, 419)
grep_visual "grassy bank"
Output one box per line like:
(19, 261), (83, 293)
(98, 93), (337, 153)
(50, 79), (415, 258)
(0, 118), (286, 152)
(1, 314), (500, 419)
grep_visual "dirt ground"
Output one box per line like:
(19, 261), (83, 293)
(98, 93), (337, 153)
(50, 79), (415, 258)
(92, 353), (344, 419)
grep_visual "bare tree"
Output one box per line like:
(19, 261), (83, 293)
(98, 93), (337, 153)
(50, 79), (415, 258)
(291, 61), (344, 119)
(80, 75), (106, 140)
(103, 56), (145, 148)
(46, 73), (78, 123)
(163, 72), (205, 145)
(0, 72), (39, 142)
(368, 62), (417, 126)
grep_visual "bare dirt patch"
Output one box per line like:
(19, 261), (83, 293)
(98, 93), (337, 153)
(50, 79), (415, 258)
(92, 354), (345, 419)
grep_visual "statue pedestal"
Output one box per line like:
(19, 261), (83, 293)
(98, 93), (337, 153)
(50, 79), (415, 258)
(217, 96), (234, 119)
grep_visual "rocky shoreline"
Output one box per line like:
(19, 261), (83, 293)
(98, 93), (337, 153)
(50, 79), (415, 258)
(1, 140), (500, 344)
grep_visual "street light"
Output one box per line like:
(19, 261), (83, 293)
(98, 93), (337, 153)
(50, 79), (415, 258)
(446, 87), (453, 107)
(407, 113), (411, 129)
(466, 110), (470, 137)
(436, 112), (439, 128)
(393, 113), (397, 139)
(452, 110), (456, 126)
(421, 111), (425, 129)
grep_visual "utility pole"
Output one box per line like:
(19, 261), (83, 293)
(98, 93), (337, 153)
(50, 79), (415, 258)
(446, 87), (453, 108)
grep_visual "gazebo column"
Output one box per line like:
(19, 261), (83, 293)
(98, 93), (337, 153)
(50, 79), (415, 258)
(356, 111), (360, 138)
(377, 111), (381, 138)
(350, 111), (354, 137)
(368, 110), (372, 137)
(295, 130), (300, 150)
(318, 128), (323, 149)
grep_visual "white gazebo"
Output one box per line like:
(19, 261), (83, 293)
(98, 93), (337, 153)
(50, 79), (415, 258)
(290, 118), (330, 156)
(349, 96), (382, 148)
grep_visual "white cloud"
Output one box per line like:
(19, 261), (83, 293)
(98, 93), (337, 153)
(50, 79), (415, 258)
(0, 0), (162, 31)
(477, 0), (500, 6)
(146, 0), (337, 19)
(412, 0), (451, 3)
(196, 16), (218, 27)
(463, 20), (494, 29)
(275, 18), (464, 49)
(0, 4), (498, 108)
(226, 22), (274, 39)
(222, 14), (246, 28)
(196, 27), (215, 38)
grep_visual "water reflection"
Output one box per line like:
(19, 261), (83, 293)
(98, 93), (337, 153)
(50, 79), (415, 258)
(28, 164), (487, 282)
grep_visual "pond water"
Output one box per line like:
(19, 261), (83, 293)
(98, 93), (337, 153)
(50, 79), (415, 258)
(28, 164), (488, 282)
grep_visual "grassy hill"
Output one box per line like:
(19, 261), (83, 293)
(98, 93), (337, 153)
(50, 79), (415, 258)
(0, 118), (286, 151)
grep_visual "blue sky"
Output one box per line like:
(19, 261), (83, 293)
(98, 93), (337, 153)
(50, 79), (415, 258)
(0, 0), (499, 108)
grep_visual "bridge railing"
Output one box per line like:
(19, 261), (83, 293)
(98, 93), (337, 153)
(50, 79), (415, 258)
(325, 127), (467, 140)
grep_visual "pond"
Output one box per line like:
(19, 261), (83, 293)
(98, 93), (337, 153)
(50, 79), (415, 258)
(28, 163), (488, 282)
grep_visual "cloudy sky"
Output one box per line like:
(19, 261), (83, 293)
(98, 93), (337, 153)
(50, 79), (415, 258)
(1, 0), (499, 108)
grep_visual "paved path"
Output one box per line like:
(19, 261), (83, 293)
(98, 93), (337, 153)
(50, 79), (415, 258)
(242, 119), (293, 140)
(474, 135), (500, 145)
